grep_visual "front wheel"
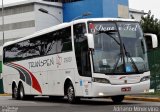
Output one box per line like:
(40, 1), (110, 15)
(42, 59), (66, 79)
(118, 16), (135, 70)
(66, 83), (80, 104)
(111, 95), (124, 103)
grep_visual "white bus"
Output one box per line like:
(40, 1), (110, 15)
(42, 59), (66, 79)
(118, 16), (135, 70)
(2, 18), (158, 103)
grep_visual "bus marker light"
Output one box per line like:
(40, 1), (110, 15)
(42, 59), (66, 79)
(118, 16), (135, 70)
(98, 92), (104, 96)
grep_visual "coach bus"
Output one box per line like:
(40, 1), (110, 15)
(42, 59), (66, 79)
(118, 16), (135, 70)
(2, 18), (158, 103)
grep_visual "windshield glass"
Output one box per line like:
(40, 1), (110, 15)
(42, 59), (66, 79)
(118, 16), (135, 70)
(88, 21), (148, 74)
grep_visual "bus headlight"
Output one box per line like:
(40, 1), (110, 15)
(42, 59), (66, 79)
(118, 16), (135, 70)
(140, 76), (150, 82)
(92, 77), (110, 84)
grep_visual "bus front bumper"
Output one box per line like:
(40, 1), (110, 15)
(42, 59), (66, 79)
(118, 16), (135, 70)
(90, 80), (150, 97)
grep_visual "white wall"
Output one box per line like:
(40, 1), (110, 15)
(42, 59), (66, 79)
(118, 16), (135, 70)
(129, 12), (144, 21)
(0, 10), (35, 43)
(0, 2), (63, 43)
(0, 11), (36, 41)
(34, 3), (63, 31)
(0, 12), (35, 25)
(0, 27), (36, 40)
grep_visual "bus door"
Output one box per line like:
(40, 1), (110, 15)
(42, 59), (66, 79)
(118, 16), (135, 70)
(73, 23), (92, 97)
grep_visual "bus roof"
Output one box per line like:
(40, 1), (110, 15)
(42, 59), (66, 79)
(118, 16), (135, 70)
(72, 18), (136, 23)
(3, 18), (137, 47)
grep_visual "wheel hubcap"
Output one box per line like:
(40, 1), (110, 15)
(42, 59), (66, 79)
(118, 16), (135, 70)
(20, 87), (24, 99)
(14, 87), (18, 98)
(67, 86), (74, 101)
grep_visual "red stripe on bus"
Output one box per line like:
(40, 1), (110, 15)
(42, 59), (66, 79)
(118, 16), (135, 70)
(11, 62), (42, 93)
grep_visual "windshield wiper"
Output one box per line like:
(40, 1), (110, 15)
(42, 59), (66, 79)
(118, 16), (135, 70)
(112, 52), (123, 74)
(96, 30), (140, 74)
(123, 44), (140, 73)
(96, 30), (125, 74)
(111, 44), (140, 74)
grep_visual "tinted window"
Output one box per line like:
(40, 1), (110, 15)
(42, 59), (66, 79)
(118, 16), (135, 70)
(4, 42), (24, 62)
(56, 27), (72, 53)
(74, 23), (91, 77)
(4, 26), (72, 63)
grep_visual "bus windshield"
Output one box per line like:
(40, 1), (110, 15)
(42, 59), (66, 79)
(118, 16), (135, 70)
(88, 21), (149, 75)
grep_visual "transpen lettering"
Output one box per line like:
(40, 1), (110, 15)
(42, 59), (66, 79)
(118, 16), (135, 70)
(28, 58), (54, 69)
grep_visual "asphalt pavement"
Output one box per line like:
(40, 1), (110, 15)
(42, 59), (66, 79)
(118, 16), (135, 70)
(0, 96), (160, 112)
(1, 94), (160, 102)
(0, 96), (159, 112)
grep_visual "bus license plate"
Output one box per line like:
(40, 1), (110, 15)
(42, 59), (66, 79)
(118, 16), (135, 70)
(121, 87), (131, 92)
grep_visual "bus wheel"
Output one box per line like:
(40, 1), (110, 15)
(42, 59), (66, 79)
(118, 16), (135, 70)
(12, 86), (18, 100)
(66, 83), (79, 104)
(111, 95), (124, 103)
(18, 84), (25, 100)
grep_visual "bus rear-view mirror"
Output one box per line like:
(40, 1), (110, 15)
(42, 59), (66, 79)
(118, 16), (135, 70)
(85, 34), (95, 49)
(144, 33), (158, 50)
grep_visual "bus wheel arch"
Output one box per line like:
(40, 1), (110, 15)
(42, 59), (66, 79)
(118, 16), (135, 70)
(64, 78), (79, 103)
(64, 78), (72, 96)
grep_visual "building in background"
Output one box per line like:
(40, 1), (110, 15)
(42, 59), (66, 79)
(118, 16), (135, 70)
(63, 0), (129, 22)
(0, 0), (62, 46)
(129, 8), (148, 21)
(42, 0), (129, 21)
(43, 0), (81, 2)
(0, 0), (129, 55)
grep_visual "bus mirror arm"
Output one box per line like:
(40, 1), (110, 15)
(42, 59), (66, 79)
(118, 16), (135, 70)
(85, 34), (95, 50)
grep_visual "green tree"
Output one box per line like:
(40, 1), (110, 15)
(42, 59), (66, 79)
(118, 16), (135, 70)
(141, 11), (160, 91)
(141, 10), (160, 46)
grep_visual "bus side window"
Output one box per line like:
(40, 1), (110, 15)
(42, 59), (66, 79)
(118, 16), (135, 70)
(74, 23), (91, 77)
(57, 27), (72, 52)
(4, 43), (24, 63)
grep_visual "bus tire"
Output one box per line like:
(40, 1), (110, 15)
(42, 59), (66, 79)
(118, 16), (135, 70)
(12, 85), (18, 100)
(66, 83), (79, 104)
(17, 83), (25, 100)
(111, 95), (124, 103)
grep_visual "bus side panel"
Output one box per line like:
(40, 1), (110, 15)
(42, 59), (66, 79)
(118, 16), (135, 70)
(3, 65), (20, 94)
(73, 69), (83, 96)
(47, 70), (79, 96)
(31, 71), (43, 95)
(3, 74), (17, 94)
(4, 63), (32, 95)
(41, 71), (48, 95)
(47, 70), (57, 95)
(60, 69), (75, 96)
(53, 69), (65, 96)
(47, 54), (77, 96)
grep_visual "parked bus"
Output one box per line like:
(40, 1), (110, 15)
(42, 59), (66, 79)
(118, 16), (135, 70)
(2, 18), (158, 103)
